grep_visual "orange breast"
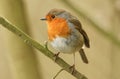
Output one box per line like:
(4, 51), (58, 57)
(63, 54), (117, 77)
(47, 18), (71, 41)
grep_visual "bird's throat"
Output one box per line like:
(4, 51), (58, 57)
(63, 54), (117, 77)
(47, 18), (71, 41)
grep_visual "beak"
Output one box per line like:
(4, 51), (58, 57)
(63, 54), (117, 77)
(40, 18), (47, 21)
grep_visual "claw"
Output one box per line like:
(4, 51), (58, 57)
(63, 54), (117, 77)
(69, 64), (75, 74)
(53, 52), (60, 61)
(44, 41), (49, 50)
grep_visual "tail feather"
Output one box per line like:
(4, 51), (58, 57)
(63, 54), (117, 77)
(79, 49), (89, 64)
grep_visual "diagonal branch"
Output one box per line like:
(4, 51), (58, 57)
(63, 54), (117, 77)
(0, 17), (88, 79)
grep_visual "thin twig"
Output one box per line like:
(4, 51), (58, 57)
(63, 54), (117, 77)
(0, 17), (88, 79)
(53, 69), (64, 79)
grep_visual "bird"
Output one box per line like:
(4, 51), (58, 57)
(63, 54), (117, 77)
(40, 8), (90, 73)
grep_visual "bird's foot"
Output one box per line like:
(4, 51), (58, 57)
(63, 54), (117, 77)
(69, 64), (75, 74)
(44, 41), (49, 50)
(53, 52), (60, 62)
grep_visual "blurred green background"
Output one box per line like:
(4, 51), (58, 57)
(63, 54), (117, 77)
(0, 0), (120, 79)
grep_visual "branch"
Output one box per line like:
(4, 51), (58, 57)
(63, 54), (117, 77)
(59, 0), (120, 48)
(0, 17), (88, 79)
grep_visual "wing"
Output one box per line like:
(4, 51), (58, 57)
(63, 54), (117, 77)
(69, 19), (90, 48)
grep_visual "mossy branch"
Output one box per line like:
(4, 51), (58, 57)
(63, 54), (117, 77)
(59, 0), (120, 48)
(0, 17), (87, 79)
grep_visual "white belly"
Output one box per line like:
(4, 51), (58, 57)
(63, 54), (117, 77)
(51, 33), (84, 54)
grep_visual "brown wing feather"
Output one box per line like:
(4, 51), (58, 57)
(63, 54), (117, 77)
(69, 19), (90, 48)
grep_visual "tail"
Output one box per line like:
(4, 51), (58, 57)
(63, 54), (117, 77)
(79, 49), (89, 64)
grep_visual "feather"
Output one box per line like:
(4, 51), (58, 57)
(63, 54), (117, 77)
(69, 19), (90, 48)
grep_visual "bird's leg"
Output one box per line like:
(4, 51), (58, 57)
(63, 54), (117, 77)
(69, 53), (76, 74)
(44, 41), (49, 50)
(53, 52), (60, 61)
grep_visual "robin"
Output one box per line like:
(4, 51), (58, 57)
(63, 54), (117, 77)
(40, 8), (90, 73)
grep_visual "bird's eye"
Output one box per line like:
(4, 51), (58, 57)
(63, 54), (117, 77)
(51, 15), (55, 19)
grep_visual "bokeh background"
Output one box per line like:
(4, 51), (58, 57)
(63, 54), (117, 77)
(0, 0), (120, 79)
